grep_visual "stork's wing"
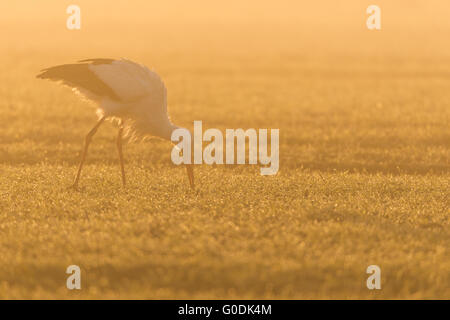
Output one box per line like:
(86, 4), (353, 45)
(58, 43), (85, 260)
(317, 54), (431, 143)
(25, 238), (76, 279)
(88, 58), (167, 106)
(37, 58), (167, 109)
(36, 58), (121, 101)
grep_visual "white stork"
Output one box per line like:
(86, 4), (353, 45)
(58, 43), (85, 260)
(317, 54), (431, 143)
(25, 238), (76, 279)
(37, 58), (194, 189)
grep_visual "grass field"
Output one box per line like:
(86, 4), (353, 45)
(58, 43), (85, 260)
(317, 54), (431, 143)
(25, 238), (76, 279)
(0, 1), (449, 299)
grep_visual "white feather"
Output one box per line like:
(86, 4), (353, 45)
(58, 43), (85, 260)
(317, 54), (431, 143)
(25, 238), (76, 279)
(89, 59), (174, 140)
(89, 59), (166, 105)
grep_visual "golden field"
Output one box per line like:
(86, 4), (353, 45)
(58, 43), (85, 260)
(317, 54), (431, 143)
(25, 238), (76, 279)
(0, 1), (448, 299)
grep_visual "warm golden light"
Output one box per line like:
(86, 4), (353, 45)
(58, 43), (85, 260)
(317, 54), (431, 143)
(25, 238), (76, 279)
(0, 1), (448, 299)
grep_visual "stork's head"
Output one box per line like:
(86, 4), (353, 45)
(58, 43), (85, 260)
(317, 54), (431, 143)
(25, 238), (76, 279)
(169, 125), (195, 190)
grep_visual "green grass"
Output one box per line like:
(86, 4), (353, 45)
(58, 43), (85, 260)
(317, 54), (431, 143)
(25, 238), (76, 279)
(0, 164), (448, 298)
(1, 66), (449, 298)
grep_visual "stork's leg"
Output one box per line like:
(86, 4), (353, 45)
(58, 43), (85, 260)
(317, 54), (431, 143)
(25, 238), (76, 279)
(116, 123), (126, 187)
(71, 116), (106, 189)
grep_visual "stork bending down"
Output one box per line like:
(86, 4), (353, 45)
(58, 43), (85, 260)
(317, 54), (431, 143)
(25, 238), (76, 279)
(37, 58), (194, 189)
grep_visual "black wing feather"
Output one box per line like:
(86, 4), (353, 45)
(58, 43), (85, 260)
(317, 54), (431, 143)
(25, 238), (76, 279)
(36, 59), (121, 101)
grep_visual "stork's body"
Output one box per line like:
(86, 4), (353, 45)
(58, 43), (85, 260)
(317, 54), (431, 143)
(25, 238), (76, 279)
(37, 58), (194, 189)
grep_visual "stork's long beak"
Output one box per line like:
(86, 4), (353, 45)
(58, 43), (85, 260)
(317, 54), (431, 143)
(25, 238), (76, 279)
(186, 164), (194, 189)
